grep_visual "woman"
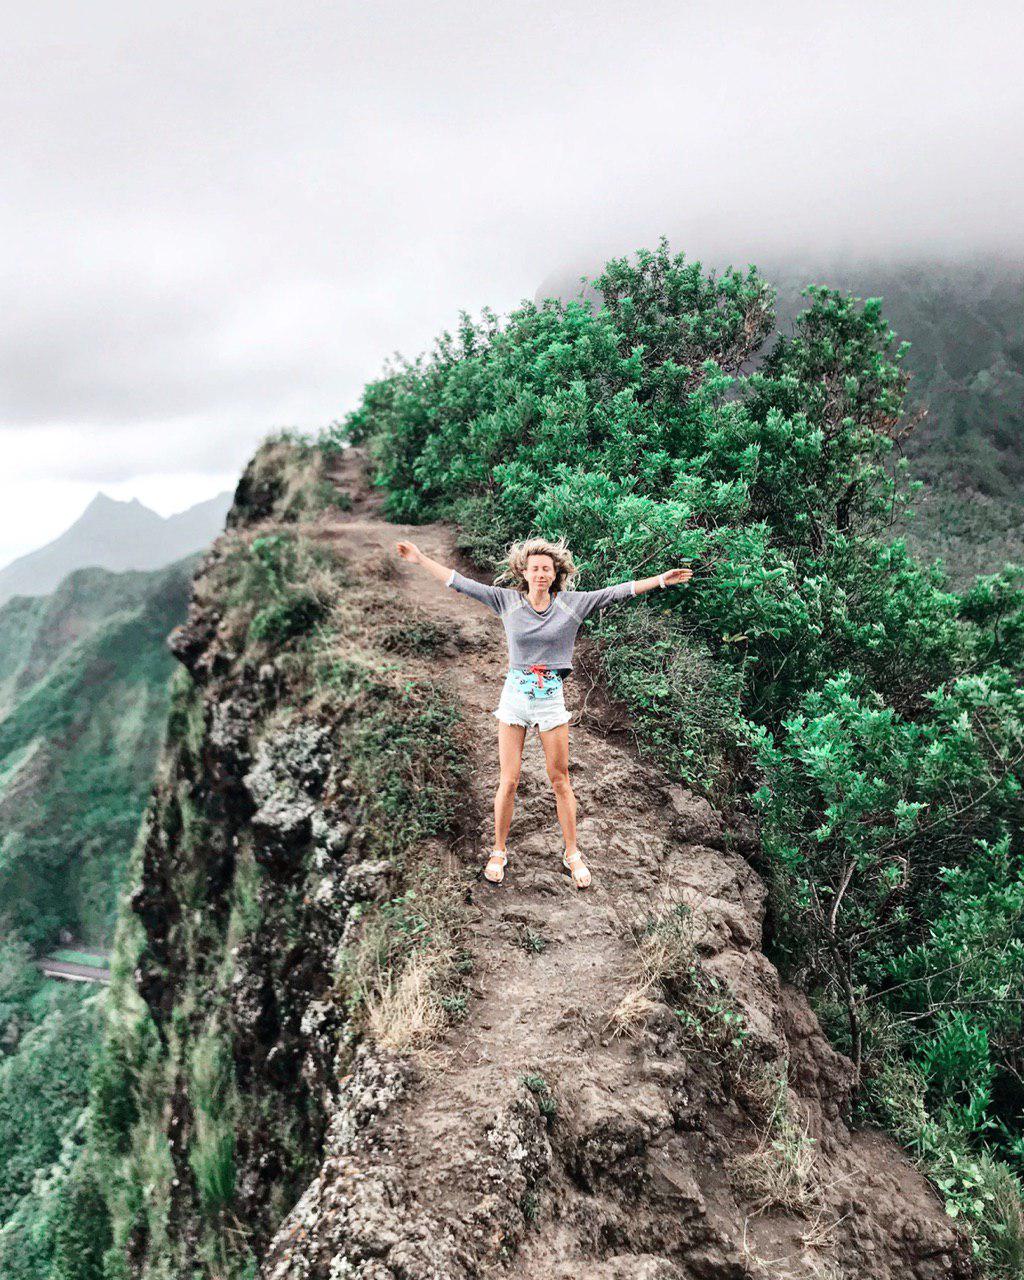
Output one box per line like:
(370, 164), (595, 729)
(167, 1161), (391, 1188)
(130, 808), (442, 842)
(394, 535), (693, 889)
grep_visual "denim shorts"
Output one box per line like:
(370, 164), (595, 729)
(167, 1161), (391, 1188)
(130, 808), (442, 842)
(493, 669), (572, 732)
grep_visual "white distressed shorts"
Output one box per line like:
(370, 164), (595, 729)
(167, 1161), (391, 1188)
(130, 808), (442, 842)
(493, 668), (572, 732)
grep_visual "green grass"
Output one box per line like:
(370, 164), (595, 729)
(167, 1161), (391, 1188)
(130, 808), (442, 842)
(45, 950), (109, 968)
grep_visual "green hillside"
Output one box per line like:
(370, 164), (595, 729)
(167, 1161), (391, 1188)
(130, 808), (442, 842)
(0, 557), (198, 945)
(0, 937), (106, 1280)
(0, 557), (199, 1276)
(768, 257), (1024, 581)
(547, 253), (1024, 583)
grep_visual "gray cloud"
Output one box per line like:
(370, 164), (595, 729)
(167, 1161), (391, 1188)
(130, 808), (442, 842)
(2, 0), (1023, 561)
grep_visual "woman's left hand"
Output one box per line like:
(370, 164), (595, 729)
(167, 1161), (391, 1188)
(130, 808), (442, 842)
(662, 568), (693, 587)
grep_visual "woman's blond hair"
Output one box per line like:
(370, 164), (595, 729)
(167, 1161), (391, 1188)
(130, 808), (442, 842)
(494, 536), (579, 594)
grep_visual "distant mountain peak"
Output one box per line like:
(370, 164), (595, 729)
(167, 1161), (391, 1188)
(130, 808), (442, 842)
(85, 491), (150, 512)
(0, 487), (235, 605)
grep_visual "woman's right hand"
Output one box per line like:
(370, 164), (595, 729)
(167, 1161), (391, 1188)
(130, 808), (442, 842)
(395, 540), (421, 563)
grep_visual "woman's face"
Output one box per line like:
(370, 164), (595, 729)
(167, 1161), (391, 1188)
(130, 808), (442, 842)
(525, 554), (556, 592)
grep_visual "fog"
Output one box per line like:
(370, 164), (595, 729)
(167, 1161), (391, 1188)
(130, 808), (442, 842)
(2, 0), (1022, 565)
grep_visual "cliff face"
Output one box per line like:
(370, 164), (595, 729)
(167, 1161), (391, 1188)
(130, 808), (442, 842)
(95, 439), (971, 1279)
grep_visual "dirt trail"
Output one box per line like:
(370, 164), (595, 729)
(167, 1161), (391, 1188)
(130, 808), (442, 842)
(262, 447), (968, 1280)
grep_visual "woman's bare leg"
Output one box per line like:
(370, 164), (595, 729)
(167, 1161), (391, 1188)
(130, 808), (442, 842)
(494, 721), (527, 851)
(538, 722), (577, 854)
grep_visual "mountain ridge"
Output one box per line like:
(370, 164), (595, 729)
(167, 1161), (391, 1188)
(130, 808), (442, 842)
(257, 444), (968, 1279)
(0, 488), (233, 606)
(0, 554), (198, 944)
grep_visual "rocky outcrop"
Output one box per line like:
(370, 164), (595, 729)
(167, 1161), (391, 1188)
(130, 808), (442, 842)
(111, 441), (971, 1278)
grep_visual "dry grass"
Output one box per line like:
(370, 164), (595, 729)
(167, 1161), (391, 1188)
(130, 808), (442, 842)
(730, 1064), (821, 1215)
(604, 897), (698, 1039)
(799, 1203), (852, 1254)
(366, 950), (449, 1051)
(336, 862), (469, 1055)
(305, 563), (347, 611)
(631, 903), (698, 988)
(363, 548), (401, 583)
(603, 886), (749, 1062)
(604, 988), (662, 1039)
(252, 434), (332, 522)
(737, 1214), (844, 1280)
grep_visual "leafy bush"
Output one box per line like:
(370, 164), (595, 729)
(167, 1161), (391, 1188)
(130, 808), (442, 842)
(329, 237), (1024, 1263)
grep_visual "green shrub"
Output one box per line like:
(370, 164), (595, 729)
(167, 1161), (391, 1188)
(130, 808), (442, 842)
(330, 237), (1024, 1258)
(249, 589), (325, 645)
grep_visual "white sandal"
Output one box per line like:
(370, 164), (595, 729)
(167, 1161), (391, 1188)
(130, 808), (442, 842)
(563, 850), (592, 889)
(483, 850), (508, 884)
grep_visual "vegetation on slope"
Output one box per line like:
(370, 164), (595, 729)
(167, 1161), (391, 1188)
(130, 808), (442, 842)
(0, 935), (108, 1277)
(0, 559), (200, 1271)
(327, 240), (1024, 1274)
(547, 254), (1024, 582)
(0, 558), (198, 946)
(34, 439), (474, 1280)
(768, 258), (1024, 583)
(768, 260), (1024, 496)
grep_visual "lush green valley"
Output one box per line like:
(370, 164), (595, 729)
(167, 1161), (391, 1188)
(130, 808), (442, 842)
(0, 557), (199, 1271)
(0, 557), (198, 945)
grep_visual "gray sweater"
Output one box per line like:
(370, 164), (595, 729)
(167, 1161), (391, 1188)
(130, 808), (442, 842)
(445, 569), (638, 672)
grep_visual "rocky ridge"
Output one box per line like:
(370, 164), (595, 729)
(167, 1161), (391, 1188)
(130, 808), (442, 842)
(244, 447), (972, 1280)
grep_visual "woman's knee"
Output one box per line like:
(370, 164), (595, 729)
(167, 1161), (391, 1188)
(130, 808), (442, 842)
(496, 773), (520, 797)
(546, 767), (571, 792)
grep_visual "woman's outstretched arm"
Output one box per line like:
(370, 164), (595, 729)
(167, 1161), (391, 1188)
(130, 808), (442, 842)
(395, 541), (509, 616)
(574, 567), (693, 618)
(395, 540), (451, 585)
(633, 567), (693, 596)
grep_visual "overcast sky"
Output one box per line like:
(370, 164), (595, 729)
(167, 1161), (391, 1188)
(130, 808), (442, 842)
(2, 0), (1022, 568)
